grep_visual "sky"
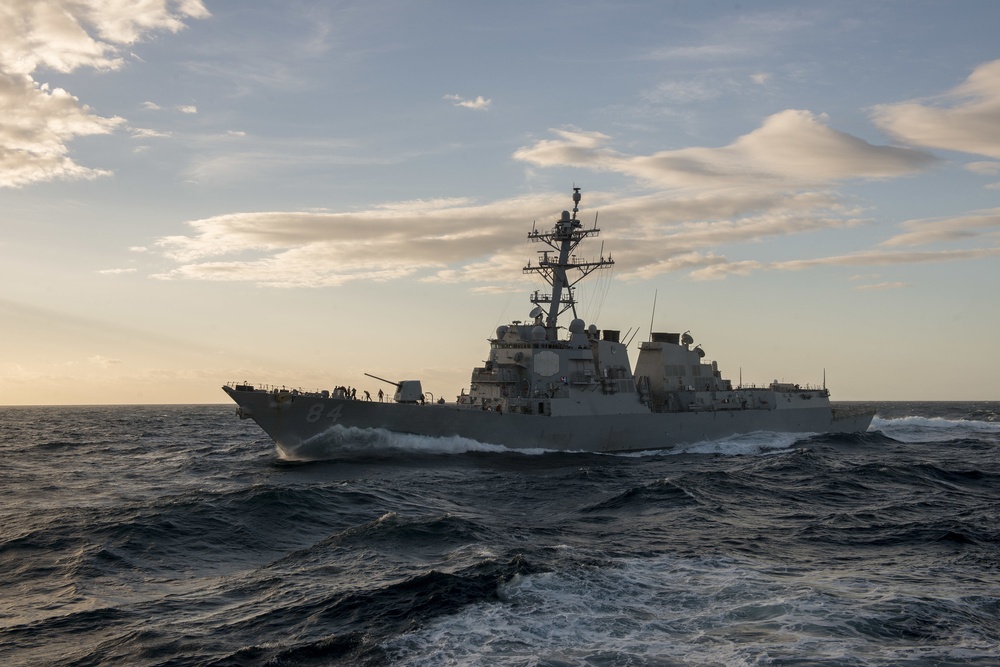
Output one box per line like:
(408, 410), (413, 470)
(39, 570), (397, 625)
(1, 0), (999, 405)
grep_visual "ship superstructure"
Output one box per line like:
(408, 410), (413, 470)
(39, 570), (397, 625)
(224, 188), (874, 458)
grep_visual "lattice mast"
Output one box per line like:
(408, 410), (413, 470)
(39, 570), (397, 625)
(523, 188), (614, 340)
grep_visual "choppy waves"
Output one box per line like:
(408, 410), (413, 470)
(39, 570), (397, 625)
(1, 402), (998, 666)
(385, 552), (1000, 666)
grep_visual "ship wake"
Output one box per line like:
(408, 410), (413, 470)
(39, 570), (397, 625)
(276, 424), (530, 462)
(617, 431), (810, 458)
(276, 424), (813, 462)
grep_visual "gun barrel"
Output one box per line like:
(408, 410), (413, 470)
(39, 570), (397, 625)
(364, 372), (400, 388)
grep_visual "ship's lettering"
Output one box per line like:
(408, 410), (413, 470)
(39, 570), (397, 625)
(306, 403), (324, 422)
(305, 403), (344, 423)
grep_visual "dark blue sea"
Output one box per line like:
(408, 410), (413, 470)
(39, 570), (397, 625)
(1, 402), (998, 667)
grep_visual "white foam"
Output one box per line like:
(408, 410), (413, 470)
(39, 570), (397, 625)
(616, 431), (806, 458)
(278, 424), (812, 461)
(381, 554), (995, 666)
(674, 430), (807, 456)
(873, 415), (1000, 443)
(277, 424), (545, 461)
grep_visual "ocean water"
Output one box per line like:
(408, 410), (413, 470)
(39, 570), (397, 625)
(1, 402), (998, 667)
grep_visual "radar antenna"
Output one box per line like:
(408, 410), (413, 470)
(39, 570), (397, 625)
(523, 188), (614, 340)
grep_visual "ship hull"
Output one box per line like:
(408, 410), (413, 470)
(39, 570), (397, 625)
(224, 386), (874, 459)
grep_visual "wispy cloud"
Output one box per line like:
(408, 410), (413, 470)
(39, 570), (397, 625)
(149, 184), (997, 289)
(964, 160), (1000, 189)
(872, 59), (1000, 159)
(147, 65), (999, 289)
(152, 194), (548, 287)
(687, 247), (1000, 280)
(642, 44), (751, 61)
(0, 0), (209, 188)
(89, 355), (122, 366)
(881, 207), (1000, 247)
(854, 281), (907, 291)
(514, 111), (937, 190)
(131, 127), (172, 139)
(444, 94), (491, 110)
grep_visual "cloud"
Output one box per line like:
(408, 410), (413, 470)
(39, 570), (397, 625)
(0, 0), (209, 188)
(514, 111), (936, 190)
(0, 73), (123, 187)
(131, 127), (171, 139)
(872, 59), (1000, 159)
(178, 104), (198, 114)
(444, 94), (491, 110)
(965, 160), (1000, 189)
(964, 161), (1000, 176)
(0, 0), (210, 75)
(97, 267), (137, 275)
(688, 247), (1000, 280)
(854, 282), (907, 291)
(881, 207), (1000, 247)
(643, 44), (751, 61)
(145, 185), (871, 288)
(151, 183), (1000, 288)
(147, 71), (993, 290)
(149, 108), (984, 289)
(152, 195), (552, 287)
(640, 77), (738, 104)
(89, 355), (122, 366)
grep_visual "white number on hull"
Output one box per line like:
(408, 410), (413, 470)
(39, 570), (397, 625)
(305, 403), (344, 423)
(306, 404), (324, 422)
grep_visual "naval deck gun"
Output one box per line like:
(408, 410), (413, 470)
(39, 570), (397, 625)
(364, 372), (424, 403)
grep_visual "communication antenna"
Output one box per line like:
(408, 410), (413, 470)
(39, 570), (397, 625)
(648, 289), (657, 342)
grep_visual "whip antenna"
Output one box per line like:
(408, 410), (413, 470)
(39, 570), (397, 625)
(648, 289), (657, 341)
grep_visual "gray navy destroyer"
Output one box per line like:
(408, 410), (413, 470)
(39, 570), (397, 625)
(224, 188), (875, 458)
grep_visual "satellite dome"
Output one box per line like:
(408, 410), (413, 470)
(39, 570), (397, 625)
(531, 326), (546, 341)
(496, 325), (509, 339)
(569, 318), (585, 334)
